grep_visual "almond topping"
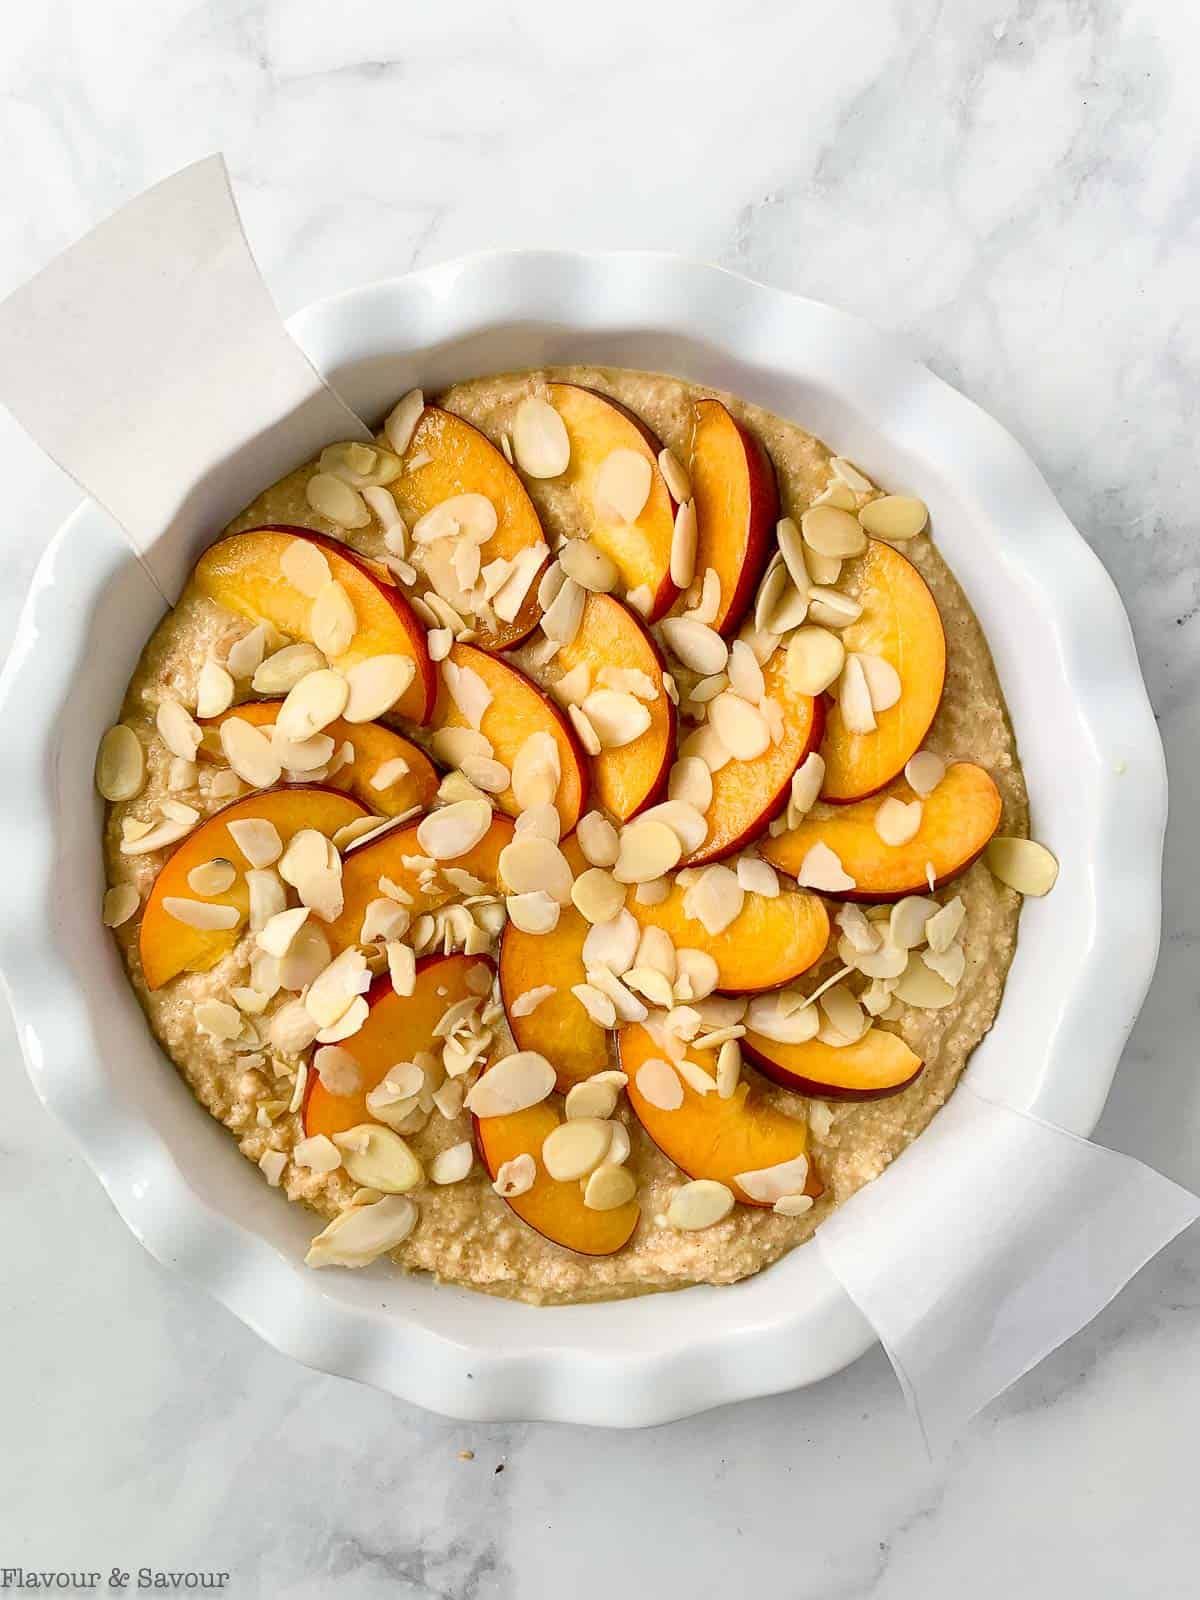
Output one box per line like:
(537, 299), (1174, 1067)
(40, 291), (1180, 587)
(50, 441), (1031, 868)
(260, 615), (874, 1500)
(727, 640), (765, 704)
(280, 539), (332, 597)
(581, 689), (651, 750)
(893, 952), (958, 1009)
(511, 730), (561, 810)
(95, 725), (145, 802)
(673, 946), (719, 1001)
(836, 654), (876, 735)
(581, 907), (640, 973)
(226, 817), (283, 869)
(565, 1079), (621, 1122)
(510, 985), (555, 1018)
(156, 700), (203, 762)
(187, 858), (237, 896)
(595, 448), (652, 524)
(667, 1179), (733, 1230)
(492, 1153), (537, 1198)
(542, 1118), (612, 1181)
(304, 1193), (418, 1268)
(384, 389), (425, 456)
(716, 1038), (742, 1099)
(256, 906), (310, 957)
(924, 940), (965, 987)
(306, 473), (370, 528)
(162, 896), (240, 931)
(412, 492), (499, 547)
(734, 1154), (810, 1204)
(417, 799), (493, 861)
(313, 1045), (361, 1096)
(858, 494), (928, 541)
(659, 616), (728, 676)
(613, 818), (683, 884)
(276, 670), (350, 742)
(583, 1164), (637, 1211)
(985, 837), (1059, 897)
(788, 753), (826, 821)
(513, 802), (561, 844)
(668, 756), (713, 814)
(736, 857), (779, 897)
(226, 625), (269, 680)
(905, 750), (946, 797)
(332, 1125), (423, 1193)
(658, 446), (691, 503)
(745, 991), (820, 1044)
(796, 842), (856, 893)
(512, 396), (570, 478)
(541, 574), (586, 646)
(830, 457), (874, 493)
(195, 659), (235, 719)
(707, 692), (770, 762)
(465, 1052), (556, 1117)
(101, 883), (140, 927)
(926, 896), (966, 953)
(252, 642), (326, 695)
(505, 891), (561, 935)
(855, 652), (902, 712)
(577, 811), (620, 868)
(635, 1057), (684, 1112)
(310, 580), (357, 658)
(670, 498), (698, 588)
(682, 863), (744, 936)
(559, 537), (618, 593)
(786, 626), (845, 696)
(775, 516), (810, 592)
(431, 1142), (474, 1185)
(875, 797), (923, 846)
(806, 586), (862, 629)
(571, 868), (625, 925)
(342, 655), (416, 723)
(568, 704), (602, 756)
(499, 836), (574, 904)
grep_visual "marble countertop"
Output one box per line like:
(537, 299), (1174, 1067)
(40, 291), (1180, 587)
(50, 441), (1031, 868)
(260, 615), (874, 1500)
(2, 1), (1198, 1594)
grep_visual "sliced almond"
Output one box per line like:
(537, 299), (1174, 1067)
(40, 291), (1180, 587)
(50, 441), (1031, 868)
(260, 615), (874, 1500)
(595, 448), (652, 524)
(640, 799), (707, 856)
(95, 725), (145, 802)
(736, 856), (778, 898)
(306, 473), (370, 528)
(859, 495), (928, 541)
(430, 1142), (474, 1186)
(162, 896), (240, 931)
(572, 982), (617, 1028)
(252, 642), (326, 695)
(926, 896), (966, 953)
(156, 700), (203, 762)
(985, 837), (1059, 897)
(513, 802), (561, 844)
(187, 858), (237, 897)
(560, 537), (618, 594)
(875, 797), (923, 847)
(510, 985), (556, 1018)
(580, 689), (651, 751)
(734, 1153), (810, 1204)
(305, 1192), (418, 1267)
(492, 1153), (537, 1197)
(432, 727), (493, 769)
(565, 1079), (621, 1122)
(802, 504), (866, 559)
(924, 940), (965, 987)
(281, 539), (332, 596)
(806, 586), (862, 629)
(101, 883), (140, 927)
(342, 655), (416, 723)
(613, 818), (683, 884)
(905, 750), (946, 797)
(577, 811), (620, 868)
(276, 669), (350, 741)
(256, 905), (310, 958)
(716, 1037), (742, 1099)
(387, 940), (417, 996)
(775, 516), (810, 592)
(635, 1057), (684, 1112)
(786, 626), (845, 696)
(707, 692), (770, 762)
(195, 659), (235, 720)
(582, 907), (640, 973)
(682, 863), (744, 936)
(819, 983), (867, 1043)
(541, 574), (586, 646)
(745, 991), (820, 1044)
(226, 624), (269, 680)
(855, 652), (902, 713)
(893, 951), (958, 1009)
(310, 580), (357, 659)
(499, 835), (574, 904)
(512, 395), (570, 478)
(226, 817), (283, 869)
(659, 617), (728, 676)
(332, 1125), (424, 1193)
(511, 730), (561, 811)
(417, 799), (493, 862)
(412, 492), (498, 547)
(670, 498), (698, 588)
(673, 946), (719, 1001)
(465, 1051), (556, 1117)
(796, 842), (856, 893)
(542, 1118), (612, 1181)
(385, 389), (425, 456)
(837, 654), (876, 735)
(246, 869), (286, 932)
(668, 756), (713, 815)
(505, 891), (561, 935)
(626, 584), (653, 618)
(787, 752), (826, 822)
(667, 1179), (733, 1230)
(583, 1164), (637, 1211)
(571, 868), (625, 926)
(658, 446), (691, 503)
(888, 895), (939, 950)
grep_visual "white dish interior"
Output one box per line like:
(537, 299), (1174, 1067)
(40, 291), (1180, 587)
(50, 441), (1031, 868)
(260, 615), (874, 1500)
(0, 253), (1165, 1425)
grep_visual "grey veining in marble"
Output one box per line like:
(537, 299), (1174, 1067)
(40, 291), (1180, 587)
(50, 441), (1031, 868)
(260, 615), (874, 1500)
(2, 1), (1198, 1595)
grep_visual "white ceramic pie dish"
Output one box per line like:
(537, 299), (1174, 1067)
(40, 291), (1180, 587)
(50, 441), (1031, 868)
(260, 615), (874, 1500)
(0, 252), (1166, 1425)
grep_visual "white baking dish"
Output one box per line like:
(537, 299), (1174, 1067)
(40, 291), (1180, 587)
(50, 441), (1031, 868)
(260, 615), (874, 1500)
(0, 252), (1165, 1425)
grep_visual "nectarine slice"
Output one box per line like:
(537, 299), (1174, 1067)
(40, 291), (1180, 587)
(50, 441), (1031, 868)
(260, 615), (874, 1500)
(498, 836), (609, 1091)
(627, 877), (829, 994)
(545, 592), (675, 820)
(619, 1024), (819, 1206)
(687, 648), (823, 864)
(688, 398), (778, 634)
(324, 810), (514, 953)
(819, 541), (946, 802)
(546, 383), (679, 621)
(432, 643), (587, 835)
(193, 526), (436, 723)
(742, 1027), (923, 1101)
(763, 761), (1001, 900)
(304, 954), (492, 1140)
(391, 406), (548, 650)
(139, 786), (369, 990)
(473, 1097), (640, 1257)
(200, 700), (438, 818)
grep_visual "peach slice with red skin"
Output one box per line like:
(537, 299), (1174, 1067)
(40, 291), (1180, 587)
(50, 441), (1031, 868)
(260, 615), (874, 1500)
(473, 1096), (640, 1257)
(619, 1024), (821, 1206)
(819, 540), (946, 802)
(627, 876), (829, 995)
(323, 810), (514, 953)
(200, 700), (438, 818)
(545, 383), (679, 622)
(542, 592), (675, 821)
(742, 1028), (923, 1102)
(685, 648), (823, 865)
(498, 836), (608, 1091)
(390, 406), (548, 650)
(433, 642), (587, 836)
(688, 398), (779, 634)
(304, 954), (492, 1140)
(138, 786), (369, 990)
(193, 526), (437, 723)
(763, 761), (1001, 901)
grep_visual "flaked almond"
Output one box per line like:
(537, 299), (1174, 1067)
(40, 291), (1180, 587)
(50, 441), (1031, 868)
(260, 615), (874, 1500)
(670, 498), (698, 588)
(505, 891), (560, 935)
(565, 1079), (620, 1121)
(667, 1179), (733, 1230)
(417, 799), (493, 862)
(837, 654), (876, 735)
(459, 755), (510, 795)
(387, 940), (417, 996)
(276, 669), (349, 741)
(342, 655), (416, 723)
(305, 948), (370, 1029)
(226, 624), (269, 680)
(582, 907), (640, 973)
(567, 704), (601, 756)
(560, 537), (618, 593)
(855, 652), (902, 713)
(571, 867), (625, 925)
(195, 998), (244, 1040)
(587, 965), (647, 1024)
(572, 983), (617, 1027)
(635, 1057), (684, 1112)
(577, 810), (620, 868)
(431, 1142), (473, 1185)
(512, 395), (570, 478)
(95, 724), (145, 802)
(819, 983), (867, 1043)
(227, 817), (283, 868)
(279, 922), (333, 991)
(806, 586), (862, 629)
(837, 902), (881, 954)
(924, 940), (965, 987)
(432, 726), (493, 769)
(668, 756), (713, 814)
(256, 905), (310, 957)
(796, 841), (856, 893)
(412, 492), (498, 547)
(550, 661), (592, 709)
(658, 446), (691, 503)
(511, 730), (561, 810)
(513, 802), (561, 844)
(281, 539), (332, 596)
(766, 578), (809, 635)
(493, 543), (549, 623)
(926, 896), (966, 953)
(734, 1153), (810, 1204)
(639, 799), (707, 855)
(673, 946), (719, 1001)
(905, 750), (946, 797)
(162, 896), (240, 931)
(333, 1124), (423, 1193)
(493, 1153), (537, 1197)
(306, 472), (370, 528)
(775, 516), (810, 592)
(660, 616), (728, 676)
(889, 896), (939, 950)
(385, 389), (425, 456)
(753, 558), (787, 637)
(726, 639), (764, 705)
(310, 580), (357, 659)
(830, 457), (874, 493)
(156, 700), (203, 761)
(583, 1164), (637, 1211)
(893, 951), (958, 1009)
(595, 448), (652, 524)
(788, 752), (826, 820)
(499, 835), (574, 904)
(626, 584), (653, 618)
(682, 863), (744, 936)
(875, 797), (923, 847)
(542, 1117), (612, 1181)
(187, 858), (237, 896)
(985, 836), (1059, 897)
(272, 726), (335, 774)
(708, 692), (770, 762)
(102, 883), (140, 927)
(745, 991), (820, 1044)
(246, 868), (286, 931)
(541, 574), (586, 646)
(786, 626), (845, 695)
(859, 494), (928, 541)
(510, 984), (555, 1018)
(613, 817), (682, 884)
(196, 659), (235, 719)
(716, 1038), (741, 1099)
(313, 1045), (361, 1096)
(305, 1193), (417, 1268)
(465, 1051), (556, 1117)
(581, 689), (651, 750)
(736, 856), (778, 898)
(252, 642), (326, 695)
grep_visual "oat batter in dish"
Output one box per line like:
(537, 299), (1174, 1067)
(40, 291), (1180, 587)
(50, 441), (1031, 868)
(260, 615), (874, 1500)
(97, 366), (1055, 1304)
